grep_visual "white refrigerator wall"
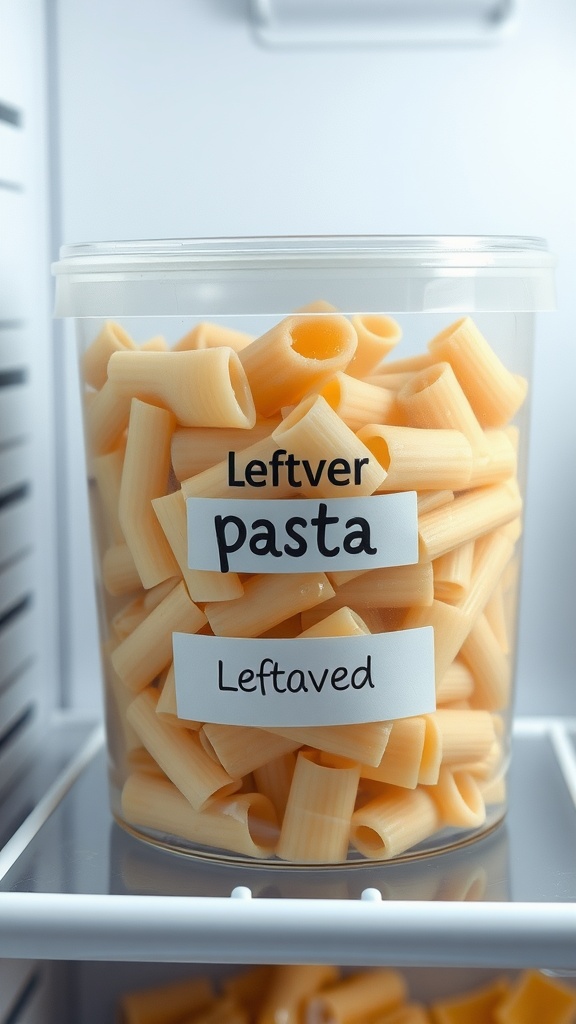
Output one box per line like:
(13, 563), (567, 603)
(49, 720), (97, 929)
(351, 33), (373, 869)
(51, 0), (576, 716)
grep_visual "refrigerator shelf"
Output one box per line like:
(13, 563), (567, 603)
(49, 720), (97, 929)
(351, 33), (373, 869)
(0, 713), (575, 969)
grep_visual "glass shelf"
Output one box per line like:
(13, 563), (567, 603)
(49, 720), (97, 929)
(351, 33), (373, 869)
(0, 714), (575, 969)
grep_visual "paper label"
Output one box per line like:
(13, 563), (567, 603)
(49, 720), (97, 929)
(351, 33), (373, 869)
(186, 491), (418, 574)
(172, 627), (435, 727)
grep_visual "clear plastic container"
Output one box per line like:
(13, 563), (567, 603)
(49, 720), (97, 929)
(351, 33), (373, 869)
(53, 235), (555, 866)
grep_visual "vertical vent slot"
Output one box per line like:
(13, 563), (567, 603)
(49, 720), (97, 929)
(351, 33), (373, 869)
(0, 102), (22, 128)
(4, 971), (41, 1024)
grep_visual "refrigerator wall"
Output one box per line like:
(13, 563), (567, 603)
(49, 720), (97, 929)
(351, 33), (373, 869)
(50, 0), (576, 720)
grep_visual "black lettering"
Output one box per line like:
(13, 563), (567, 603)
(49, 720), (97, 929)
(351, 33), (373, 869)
(249, 519), (282, 558)
(238, 668), (256, 692)
(302, 458), (327, 487)
(284, 516), (308, 556)
(256, 658), (278, 696)
(331, 666), (349, 690)
(327, 458), (351, 485)
(227, 450), (245, 487)
(287, 670), (308, 693)
(218, 660), (237, 691)
(351, 656), (374, 689)
(269, 449), (287, 487)
(245, 459), (267, 487)
(285, 453), (302, 488)
(343, 517), (377, 555)
(307, 668), (329, 693)
(214, 515), (246, 573)
(354, 457), (370, 484)
(311, 502), (340, 557)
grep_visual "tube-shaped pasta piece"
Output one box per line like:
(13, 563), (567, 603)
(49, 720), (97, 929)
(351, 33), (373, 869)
(300, 605), (405, 634)
(497, 970), (576, 1024)
(376, 1005), (430, 1024)
(356, 424), (473, 493)
(111, 580), (207, 692)
(321, 563), (434, 610)
(360, 717), (426, 789)
(102, 543), (141, 596)
(239, 314), (358, 417)
(112, 579), (178, 640)
(108, 347), (256, 429)
(222, 966), (275, 1015)
(85, 378), (132, 456)
(427, 767), (486, 828)
(350, 786), (439, 860)
(118, 973), (214, 1024)
(272, 395), (387, 497)
(205, 572), (335, 638)
(430, 977), (511, 1024)
(173, 321), (253, 352)
(297, 606), (371, 638)
(121, 770), (279, 858)
(171, 418), (280, 481)
(156, 663), (202, 730)
(276, 751), (360, 863)
(126, 688), (237, 809)
(374, 351), (434, 376)
(319, 373), (400, 431)
(346, 314), (402, 378)
(118, 398), (179, 589)
(418, 482), (522, 562)
(257, 966), (340, 1024)
(468, 428), (518, 488)
(484, 584), (510, 652)
(200, 724), (301, 778)
(82, 320), (136, 390)
(458, 529), (516, 623)
(396, 362), (489, 457)
(265, 721), (392, 767)
(436, 659), (475, 705)
(432, 708), (496, 765)
(152, 488), (244, 603)
(428, 316), (528, 427)
(401, 600), (472, 684)
(417, 491), (454, 516)
(366, 372), (413, 391)
(181, 435), (294, 500)
(253, 751), (297, 821)
(460, 614), (512, 711)
(433, 541), (474, 604)
(190, 997), (249, 1024)
(93, 447), (125, 543)
(306, 969), (407, 1024)
(418, 713), (443, 785)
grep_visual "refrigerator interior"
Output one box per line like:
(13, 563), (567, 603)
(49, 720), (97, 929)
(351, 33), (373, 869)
(1, 0), (576, 1019)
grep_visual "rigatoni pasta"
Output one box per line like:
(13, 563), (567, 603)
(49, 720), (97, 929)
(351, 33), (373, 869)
(78, 305), (528, 864)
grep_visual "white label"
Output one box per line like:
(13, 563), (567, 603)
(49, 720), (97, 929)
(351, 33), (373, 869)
(186, 492), (418, 574)
(172, 628), (435, 727)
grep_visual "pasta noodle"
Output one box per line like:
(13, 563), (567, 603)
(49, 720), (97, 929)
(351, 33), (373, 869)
(427, 766), (486, 829)
(171, 418), (280, 480)
(276, 751), (360, 862)
(360, 717), (426, 789)
(427, 316), (528, 428)
(108, 347), (256, 428)
(121, 770), (279, 858)
(205, 572), (335, 638)
(347, 313), (402, 378)
(173, 321), (254, 352)
(396, 361), (489, 458)
(126, 688), (238, 809)
(356, 424), (473, 493)
(118, 973), (214, 1024)
(319, 373), (400, 431)
(238, 313), (358, 416)
(258, 966), (339, 1024)
(350, 786), (439, 860)
(306, 969), (407, 1024)
(82, 320), (136, 391)
(272, 395), (387, 498)
(200, 723), (301, 778)
(118, 398), (179, 589)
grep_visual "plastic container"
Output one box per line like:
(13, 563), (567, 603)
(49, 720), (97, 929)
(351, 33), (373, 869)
(53, 235), (555, 866)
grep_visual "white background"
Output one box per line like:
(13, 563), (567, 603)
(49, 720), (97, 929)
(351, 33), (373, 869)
(49, 0), (576, 716)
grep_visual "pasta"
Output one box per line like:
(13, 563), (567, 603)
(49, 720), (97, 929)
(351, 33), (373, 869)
(117, 968), (576, 1024)
(80, 306), (527, 864)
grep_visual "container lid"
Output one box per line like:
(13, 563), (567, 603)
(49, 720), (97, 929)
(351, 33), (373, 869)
(52, 235), (556, 317)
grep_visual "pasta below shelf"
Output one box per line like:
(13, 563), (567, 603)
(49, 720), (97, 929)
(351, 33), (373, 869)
(118, 965), (576, 1024)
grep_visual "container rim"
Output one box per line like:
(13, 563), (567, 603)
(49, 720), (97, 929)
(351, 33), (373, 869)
(53, 234), (555, 273)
